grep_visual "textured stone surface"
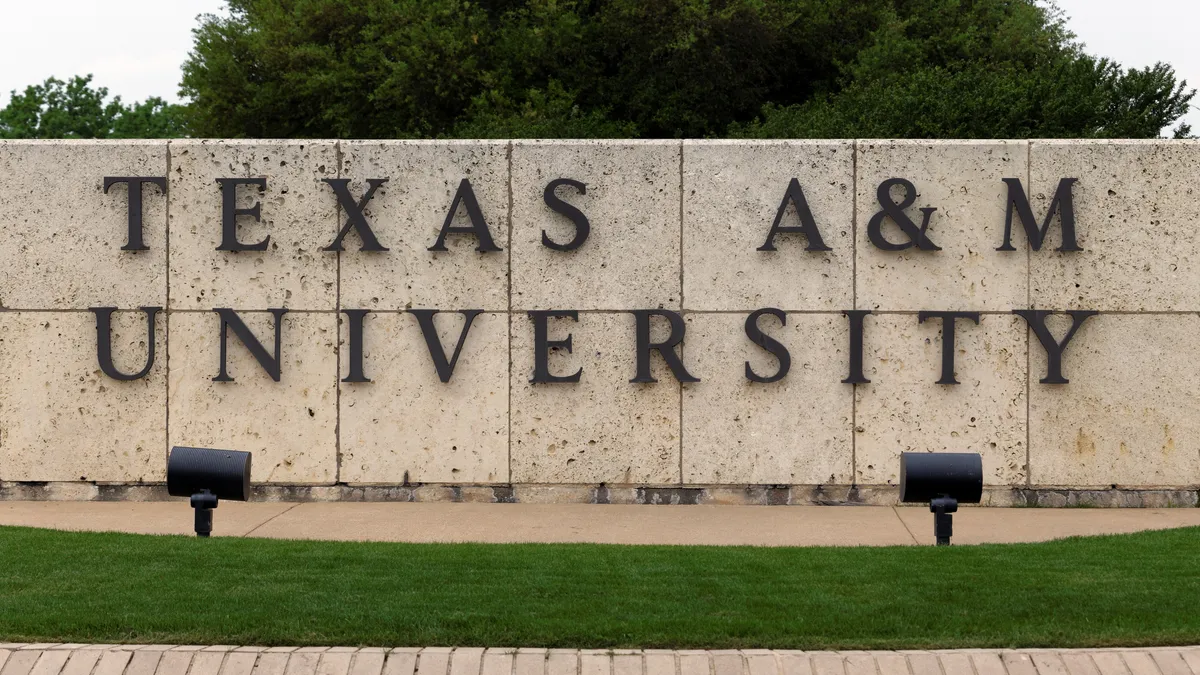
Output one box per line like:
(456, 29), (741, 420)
(511, 312), (680, 484)
(339, 311), (508, 484)
(1029, 314), (1200, 487)
(511, 140), (680, 310)
(167, 311), (336, 484)
(339, 141), (508, 311)
(1030, 140), (1200, 311)
(6, 140), (1200, 497)
(0, 311), (165, 482)
(682, 312), (852, 484)
(168, 140), (338, 310)
(855, 313), (1027, 486)
(856, 141), (1028, 311)
(0, 141), (166, 309)
(682, 141), (853, 311)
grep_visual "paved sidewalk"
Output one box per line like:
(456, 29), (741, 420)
(3, 501), (1200, 545)
(3, 644), (1200, 675)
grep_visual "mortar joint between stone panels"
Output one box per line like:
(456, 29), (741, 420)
(164, 140), (172, 469)
(678, 140), (685, 486)
(506, 140), (515, 484)
(1026, 139), (1032, 489)
(334, 139), (344, 484)
(850, 140), (858, 486)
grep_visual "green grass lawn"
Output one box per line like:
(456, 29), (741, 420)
(2, 524), (1199, 650)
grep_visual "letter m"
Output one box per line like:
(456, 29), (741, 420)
(996, 178), (1081, 252)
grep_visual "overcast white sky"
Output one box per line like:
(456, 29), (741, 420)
(0, 0), (1196, 136)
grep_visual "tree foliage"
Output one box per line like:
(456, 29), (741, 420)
(178, 0), (1195, 139)
(0, 75), (187, 139)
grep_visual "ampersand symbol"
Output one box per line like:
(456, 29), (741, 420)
(867, 178), (940, 251)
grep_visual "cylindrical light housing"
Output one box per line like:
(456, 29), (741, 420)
(900, 452), (983, 504)
(167, 446), (252, 501)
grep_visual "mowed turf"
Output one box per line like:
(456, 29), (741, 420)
(1, 524), (1199, 649)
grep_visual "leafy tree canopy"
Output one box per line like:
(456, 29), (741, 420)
(0, 75), (187, 139)
(178, 0), (1195, 139)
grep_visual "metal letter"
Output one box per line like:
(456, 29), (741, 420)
(867, 178), (940, 251)
(542, 179), (590, 251)
(744, 308), (791, 383)
(1013, 309), (1097, 384)
(90, 306), (160, 381)
(341, 309), (371, 383)
(757, 178), (831, 252)
(427, 179), (501, 252)
(408, 309), (483, 383)
(917, 311), (981, 385)
(103, 177), (166, 251)
(322, 178), (389, 252)
(629, 310), (699, 383)
(216, 178), (269, 251)
(212, 308), (288, 382)
(842, 310), (872, 384)
(996, 178), (1081, 252)
(529, 310), (583, 383)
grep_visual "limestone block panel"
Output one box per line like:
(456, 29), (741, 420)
(681, 312), (852, 484)
(168, 140), (338, 310)
(339, 141), (508, 311)
(1030, 140), (1200, 310)
(682, 141), (853, 311)
(511, 140), (680, 310)
(511, 312), (681, 484)
(1029, 313), (1200, 487)
(167, 311), (337, 484)
(339, 311), (508, 484)
(855, 313), (1027, 485)
(0, 141), (166, 308)
(856, 141), (1028, 311)
(0, 311), (165, 481)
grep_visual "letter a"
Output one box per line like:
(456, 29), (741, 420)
(758, 178), (831, 251)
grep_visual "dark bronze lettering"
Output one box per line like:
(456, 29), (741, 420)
(408, 309), (483, 382)
(90, 306), (160, 381)
(867, 178), (940, 251)
(842, 310), (872, 384)
(757, 178), (831, 252)
(341, 309), (371, 383)
(744, 308), (791, 383)
(323, 178), (389, 252)
(542, 179), (590, 251)
(917, 311), (981, 385)
(529, 310), (582, 383)
(996, 178), (1081, 252)
(629, 310), (699, 383)
(428, 179), (501, 252)
(103, 177), (165, 251)
(1014, 309), (1097, 384)
(212, 308), (288, 382)
(216, 178), (269, 251)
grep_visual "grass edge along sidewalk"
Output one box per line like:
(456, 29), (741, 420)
(5, 646), (1200, 675)
(2, 525), (1199, 650)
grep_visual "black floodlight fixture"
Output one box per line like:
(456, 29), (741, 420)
(167, 446), (252, 537)
(900, 452), (983, 546)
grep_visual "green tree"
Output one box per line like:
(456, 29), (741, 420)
(0, 75), (186, 139)
(174, 0), (1192, 139)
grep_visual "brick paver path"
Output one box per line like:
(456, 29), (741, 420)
(3, 645), (1200, 675)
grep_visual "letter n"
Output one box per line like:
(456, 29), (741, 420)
(212, 308), (288, 382)
(996, 178), (1081, 252)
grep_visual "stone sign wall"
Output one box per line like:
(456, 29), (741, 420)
(1, 139), (1197, 505)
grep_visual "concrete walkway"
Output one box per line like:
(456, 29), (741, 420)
(3, 644), (1200, 675)
(2, 501), (1200, 545)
